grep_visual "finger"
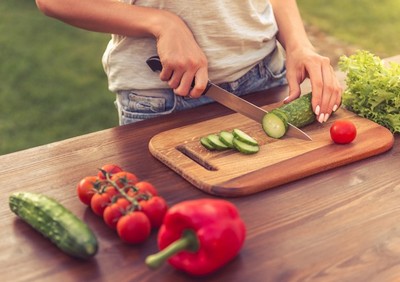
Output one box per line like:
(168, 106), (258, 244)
(173, 71), (196, 96)
(188, 67), (208, 98)
(307, 63), (324, 119)
(159, 62), (174, 82)
(333, 79), (343, 112)
(167, 69), (184, 90)
(319, 65), (334, 122)
(321, 66), (343, 122)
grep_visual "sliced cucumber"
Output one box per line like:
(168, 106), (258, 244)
(262, 112), (288, 139)
(200, 137), (215, 150)
(262, 93), (315, 139)
(206, 134), (229, 150)
(219, 131), (235, 148)
(232, 138), (259, 154)
(199, 129), (260, 154)
(232, 129), (258, 146)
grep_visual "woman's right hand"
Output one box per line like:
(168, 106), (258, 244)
(152, 11), (209, 98)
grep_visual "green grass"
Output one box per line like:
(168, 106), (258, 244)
(298, 0), (400, 57)
(0, 0), (117, 155)
(1, 0), (399, 155)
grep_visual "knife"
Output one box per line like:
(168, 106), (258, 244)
(146, 56), (312, 141)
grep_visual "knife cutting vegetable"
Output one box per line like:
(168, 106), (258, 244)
(146, 56), (313, 141)
(145, 199), (246, 276)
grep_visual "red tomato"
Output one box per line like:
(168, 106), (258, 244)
(98, 164), (124, 180)
(330, 120), (357, 144)
(76, 176), (99, 205)
(111, 171), (139, 189)
(139, 196), (168, 229)
(117, 211), (151, 244)
(135, 181), (158, 197)
(90, 192), (113, 217)
(104, 185), (119, 198)
(103, 197), (131, 229)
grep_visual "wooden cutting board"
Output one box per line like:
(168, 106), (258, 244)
(149, 106), (394, 197)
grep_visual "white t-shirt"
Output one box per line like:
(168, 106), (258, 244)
(102, 0), (278, 92)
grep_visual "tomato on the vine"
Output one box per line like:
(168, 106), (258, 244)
(98, 164), (124, 180)
(135, 181), (158, 197)
(139, 196), (168, 228)
(77, 176), (99, 205)
(103, 197), (131, 229)
(330, 120), (357, 144)
(117, 211), (151, 244)
(91, 192), (114, 217)
(111, 171), (139, 188)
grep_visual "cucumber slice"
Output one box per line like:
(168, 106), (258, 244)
(219, 131), (235, 148)
(207, 134), (229, 150)
(232, 138), (259, 154)
(262, 112), (288, 139)
(200, 137), (215, 150)
(232, 129), (258, 146)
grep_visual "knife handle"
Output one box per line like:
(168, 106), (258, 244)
(146, 56), (211, 95)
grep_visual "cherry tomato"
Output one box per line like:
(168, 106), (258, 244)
(90, 192), (114, 217)
(139, 196), (168, 229)
(330, 120), (357, 144)
(135, 181), (158, 197)
(104, 185), (119, 198)
(111, 171), (139, 189)
(103, 197), (131, 229)
(117, 211), (151, 244)
(76, 176), (99, 205)
(98, 164), (124, 180)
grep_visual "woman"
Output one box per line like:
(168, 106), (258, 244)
(35, 0), (342, 125)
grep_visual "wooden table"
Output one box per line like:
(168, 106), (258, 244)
(1, 56), (399, 282)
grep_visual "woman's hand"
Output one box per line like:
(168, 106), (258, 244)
(154, 11), (209, 98)
(284, 47), (342, 123)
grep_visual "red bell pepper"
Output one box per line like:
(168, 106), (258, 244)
(145, 199), (246, 276)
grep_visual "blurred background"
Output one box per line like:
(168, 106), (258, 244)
(1, 0), (399, 155)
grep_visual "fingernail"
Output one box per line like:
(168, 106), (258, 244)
(283, 97), (289, 103)
(333, 104), (338, 112)
(324, 113), (330, 122)
(315, 105), (320, 115)
(318, 113), (325, 123)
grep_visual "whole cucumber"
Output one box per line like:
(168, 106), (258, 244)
(9, 192), (98, 259)
(279, 92), (315, 128)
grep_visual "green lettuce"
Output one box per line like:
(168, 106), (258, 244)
(339, 50), (400, 133)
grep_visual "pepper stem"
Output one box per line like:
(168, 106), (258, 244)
(145, 229), (199, 269)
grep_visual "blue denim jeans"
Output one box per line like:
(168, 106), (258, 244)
(115, 47), (287, 125)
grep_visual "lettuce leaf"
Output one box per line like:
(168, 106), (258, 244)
(339, 50), (400, 133)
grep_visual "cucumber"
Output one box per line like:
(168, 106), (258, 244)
(200, 136), (215, 150)
(219, 131), (235, 148)
(279, 92), (315, 127)
(262, 92), (315, 138)
(9, 192), (98, 259)
(206, 134), (229, 150)
(232, 128), (258, 146)
(262, 112), (287, 139)
(232, 138), (260, 154)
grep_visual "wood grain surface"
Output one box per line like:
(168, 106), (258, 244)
(149, 107), (394, 196)
(0, 56), (399, 282)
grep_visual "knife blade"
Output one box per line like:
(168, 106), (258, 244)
(146, 56), (312, 141)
